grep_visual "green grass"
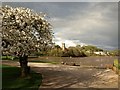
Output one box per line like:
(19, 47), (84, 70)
(2, 56), (18, 60)
(2, 65), (42, 90)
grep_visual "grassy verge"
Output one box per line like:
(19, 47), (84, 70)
(2, 56), (58, 65)
(2, 65), (42, 90)
(113, 59), (120, 75)
(1, 56), (18, 60)
(113, 59), (120, 69)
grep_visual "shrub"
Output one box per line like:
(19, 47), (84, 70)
(48, 48), (63, 57)
(34, 52), (45, 56)
(113, 59), (120, 69)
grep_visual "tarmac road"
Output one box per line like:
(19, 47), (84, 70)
(2, 58), (118, 89)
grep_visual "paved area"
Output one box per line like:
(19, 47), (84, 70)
(2, 60), (118, 89)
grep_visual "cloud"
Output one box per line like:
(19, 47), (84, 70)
(51, 2), (118, 50)
(3, 2), (118, 50)
(53, 37), (87, 47)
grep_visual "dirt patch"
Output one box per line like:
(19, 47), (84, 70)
(90, 69), (118, 88)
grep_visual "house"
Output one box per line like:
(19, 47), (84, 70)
(94, 51), (106, 55)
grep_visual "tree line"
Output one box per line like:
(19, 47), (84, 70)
(34, 44), (118, 57)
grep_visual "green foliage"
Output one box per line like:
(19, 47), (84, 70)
(61, 51), (69, 57)
(2, 65), (42, 90)
(81, 45), (103, 52)
(109, 50), (119, 56)
(67, 47), (87, 57)
(34, 44), (107, 57)
(113, 59), (120, 69)
(48, 46), (87, 57)
(2, 56), (18, 60)
(80, 45), (105, 56)
(54, 45), (61, 49)
(34, 52), (45, 56)
(48, 48), (63, 57)
(67, 47), (75, 57)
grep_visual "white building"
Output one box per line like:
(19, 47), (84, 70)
(94, 51), (106, 55)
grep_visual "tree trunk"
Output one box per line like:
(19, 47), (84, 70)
(19, 54), (30, 77)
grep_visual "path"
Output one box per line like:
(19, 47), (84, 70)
(2, 60), (118, 89)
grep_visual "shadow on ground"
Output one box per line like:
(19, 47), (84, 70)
(32, 67), (102, 89)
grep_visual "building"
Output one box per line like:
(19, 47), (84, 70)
(62, 43), (66, 51)
(94, 51), (106, 55)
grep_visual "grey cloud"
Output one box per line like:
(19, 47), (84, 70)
(2, 2), (118, 50)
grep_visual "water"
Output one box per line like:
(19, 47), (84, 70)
(30, 56), (117, 67)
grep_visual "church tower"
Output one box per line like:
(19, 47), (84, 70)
(62, 43), (65, 51)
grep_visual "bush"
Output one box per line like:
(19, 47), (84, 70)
(67, 47), (87, 57)
(48, 48), (63, 57)
(113, 59), (120, 69)
(47, 47), (87, 57)
(34, 52), (44, 56)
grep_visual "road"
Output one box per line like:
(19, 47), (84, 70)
(2, 60), (118, 89)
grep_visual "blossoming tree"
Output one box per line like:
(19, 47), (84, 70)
(1, 5), (53, 77)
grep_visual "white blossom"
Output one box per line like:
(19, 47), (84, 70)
(1, 5), (53, 55)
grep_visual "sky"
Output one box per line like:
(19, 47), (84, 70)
(2, 2), (118, 50)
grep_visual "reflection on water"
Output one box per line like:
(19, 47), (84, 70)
(30, 56), (117, 66)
